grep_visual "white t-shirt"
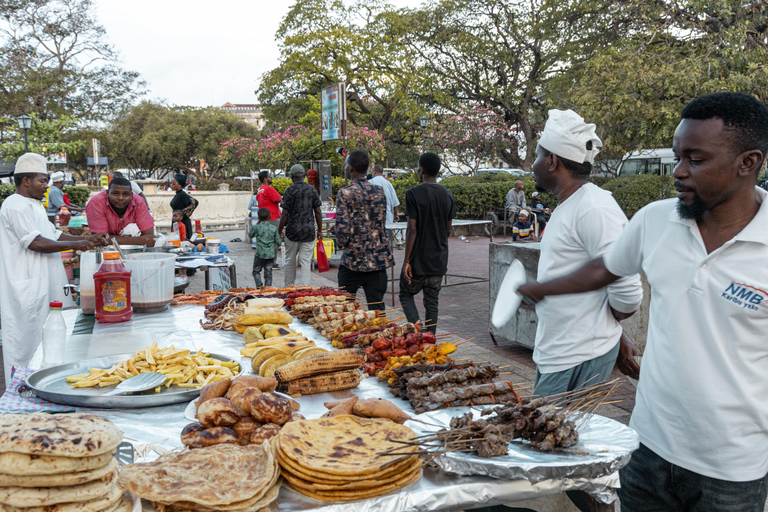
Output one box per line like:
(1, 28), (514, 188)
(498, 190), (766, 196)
(369, 176), (400, 224)
(604, 189), (768, 481)
(535, 183), (642, 373)
(0, 194), (73, 379)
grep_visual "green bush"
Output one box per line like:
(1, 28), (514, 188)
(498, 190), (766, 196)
(62, 186), (91, 207)
(601, 174), (676, 218)
(0, 184), (14, 208)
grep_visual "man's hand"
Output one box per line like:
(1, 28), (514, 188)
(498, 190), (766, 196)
(86, 233), (109, 247)
(403, 262), (413, 285)
(610, 306), (636, 321)
(71, 239), (95, 251)
(517, 279), (544, 303)
(616, 333), (640, 380)
(394, 214), (400, 222)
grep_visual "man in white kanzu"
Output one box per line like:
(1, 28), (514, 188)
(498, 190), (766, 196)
(527, 109), (642, 397)
(519, 92), (768, 510)
(0, 154), (107, 380)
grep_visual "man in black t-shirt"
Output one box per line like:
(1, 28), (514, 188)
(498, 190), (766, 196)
(279, 164), (323, 286)
(400, 152), (456, 333)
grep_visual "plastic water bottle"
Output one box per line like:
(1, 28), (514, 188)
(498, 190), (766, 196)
(41, 301), (67, 367)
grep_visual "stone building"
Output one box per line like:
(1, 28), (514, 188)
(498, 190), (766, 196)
(219, 103), (266, 130)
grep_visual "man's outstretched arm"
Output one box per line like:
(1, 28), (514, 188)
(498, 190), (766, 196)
(517, 256), (620, 302)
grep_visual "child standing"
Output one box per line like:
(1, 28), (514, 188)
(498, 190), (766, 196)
(249, 208), (281, 287)
(172, 210), (188, 241)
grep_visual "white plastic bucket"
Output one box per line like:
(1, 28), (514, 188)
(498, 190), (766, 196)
(124, 253), (177, 313)
(206, 238), (221, 254)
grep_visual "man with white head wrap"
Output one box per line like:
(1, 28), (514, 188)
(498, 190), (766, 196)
(0, 154), (108, 380)
(526, 110), (642, 396)
(45, 171), (83, 222)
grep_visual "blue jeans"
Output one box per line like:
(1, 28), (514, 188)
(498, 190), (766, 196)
(533, 341), (620, 397)
(252, 256), (274, 288)
(619, 443), (768, 512)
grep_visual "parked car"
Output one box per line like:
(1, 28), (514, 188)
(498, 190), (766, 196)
(477, 168), (530, 177)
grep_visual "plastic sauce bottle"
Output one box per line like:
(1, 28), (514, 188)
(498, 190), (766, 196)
(59, 206), (71, 226)
(41, 301), (67, 367)
(94, 251), (132, 323)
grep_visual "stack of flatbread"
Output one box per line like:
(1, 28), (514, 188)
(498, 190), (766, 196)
(119, 442), (280, 512)
(276, 415), (422, 502)
(0, 413), (131, 512)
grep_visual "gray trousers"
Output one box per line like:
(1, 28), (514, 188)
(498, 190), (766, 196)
(284, 239), (314, 287)
(533, 341), (620, 397)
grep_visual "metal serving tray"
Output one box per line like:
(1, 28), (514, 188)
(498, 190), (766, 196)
(406, 407), (638, 482)
(25, 352), (242, 409)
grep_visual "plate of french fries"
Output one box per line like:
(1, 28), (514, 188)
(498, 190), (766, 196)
(25, 343), (243, 409)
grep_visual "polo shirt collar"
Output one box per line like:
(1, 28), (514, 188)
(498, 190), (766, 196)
(666, 186), (768, 245)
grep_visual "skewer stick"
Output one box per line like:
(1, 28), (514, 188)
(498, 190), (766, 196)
(453, 357), (472, 362)
(499, 372), (512, 375)
(497, 365), (511, 369)
(454, 338), (475, 346)
(389, 316), (406, 323)
(519, 395), (540, 399)
(360, 301), (384, 306)
(435, 332), (459, 337)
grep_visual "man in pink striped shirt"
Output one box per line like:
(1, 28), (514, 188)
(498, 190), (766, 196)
(85, 177), (155, 246)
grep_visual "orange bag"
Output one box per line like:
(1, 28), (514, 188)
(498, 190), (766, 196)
(316, 239), (330, 273)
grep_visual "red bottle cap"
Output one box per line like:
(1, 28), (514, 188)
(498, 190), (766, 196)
(50, 301), (63, 308)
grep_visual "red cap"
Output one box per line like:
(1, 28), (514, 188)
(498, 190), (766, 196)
(50, 301), (63, 308)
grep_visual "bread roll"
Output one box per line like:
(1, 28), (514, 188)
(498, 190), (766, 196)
(227, 387), (261, 416)
(250, 392), (292, 425)
(249, 423), (281, 445)
(180, 422), (205, 447)
(193, 427), (240, 448)
(231, 417), (258, 445)
(195, 378), (231, 412)
(288, 413), (305, 422)
(197, 398), (241, 428)
(228, 375), (277, 396)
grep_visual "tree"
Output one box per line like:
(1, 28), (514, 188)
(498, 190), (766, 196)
(107, 102), (258, 179)
(0, 114), (83, 161)
(397, 0), (634, 169)
(219, 123), (385, 176)
(430, 104), (517, 175)
(0, 0), (145, 122)
(257, 0), (425, 149)
(550, 0), (768, 161)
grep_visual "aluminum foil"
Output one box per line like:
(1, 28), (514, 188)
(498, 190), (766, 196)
(406, 407), (638, 483)
(25, 308), (629, 511)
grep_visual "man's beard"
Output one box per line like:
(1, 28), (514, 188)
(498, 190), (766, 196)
(675, 182), (708, 221)
(535, 184), (547, 194)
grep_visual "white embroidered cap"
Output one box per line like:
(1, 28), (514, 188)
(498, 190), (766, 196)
(13, 153), (48, 175)
(538, 109), (602, 164)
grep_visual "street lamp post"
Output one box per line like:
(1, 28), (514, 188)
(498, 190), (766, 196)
(419, 116), (430, 151)
(16, 115), (32, 153)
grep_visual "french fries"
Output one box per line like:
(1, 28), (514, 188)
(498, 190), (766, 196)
(66, 342), (240, 391)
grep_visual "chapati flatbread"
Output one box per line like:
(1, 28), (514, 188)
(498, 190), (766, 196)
(0, 459), (118, 488)
(0, 414), (122, 457)
(0, 451), (115, 476)
(277, 415), (417, 476)
(0, 481), (123, 512)
(282, 461), (422, 491)
(276, 441), (416, 483)
(155, 479), (281, 512)
(119, 443), (274, 508)
(285, 467), (422, 502)
(0, 471), (118, 508)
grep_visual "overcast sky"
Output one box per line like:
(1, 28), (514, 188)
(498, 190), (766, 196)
(94, 1), (415, 108)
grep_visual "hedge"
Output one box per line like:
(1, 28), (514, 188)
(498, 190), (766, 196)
(62, 186), (91, 207)
(601, 174), (676, 218)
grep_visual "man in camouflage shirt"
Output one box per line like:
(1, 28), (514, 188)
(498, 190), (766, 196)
(334, 150), (394, 311)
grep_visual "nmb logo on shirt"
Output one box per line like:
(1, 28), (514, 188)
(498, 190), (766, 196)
(721, 282), (766, 311)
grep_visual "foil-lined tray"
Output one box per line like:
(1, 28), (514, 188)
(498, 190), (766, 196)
(406, 407), (639, 482)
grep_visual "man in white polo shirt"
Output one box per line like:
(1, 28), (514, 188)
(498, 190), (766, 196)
(519, 92), (768, 510)
(528, 109), (642, 397)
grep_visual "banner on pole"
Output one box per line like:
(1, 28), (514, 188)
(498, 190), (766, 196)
(321, 83), (346, 142)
